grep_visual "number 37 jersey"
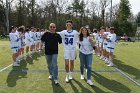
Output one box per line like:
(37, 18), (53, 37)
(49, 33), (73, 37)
(57, 30), (79, 51)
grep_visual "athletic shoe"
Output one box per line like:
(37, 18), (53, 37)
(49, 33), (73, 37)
(54, 80), (59, 85)
(105, 58), (108, 63)
(85, 69), (87, 73)
(97, 53), (100, 57)
(81, 75), (84, 80)
(87, 80), (94, 85)
(65, 74), (69, 82)
(100, 56), (104, 60)
(48, 75), (52, 79)
(69, 72), (73, 80)
(13, 62), (20, 66)
(106, 60), (110, 64)
(107, 62), (114, 67)
(103, 57), (106, 61)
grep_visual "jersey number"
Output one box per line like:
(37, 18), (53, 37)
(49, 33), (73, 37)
(65, 38), (73, 45)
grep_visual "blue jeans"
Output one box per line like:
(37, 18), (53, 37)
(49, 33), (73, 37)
(45, 54), (58, 80)
(79, 52), (93, 80)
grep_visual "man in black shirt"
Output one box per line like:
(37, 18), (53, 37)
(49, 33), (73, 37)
(41, 23), (62, 84)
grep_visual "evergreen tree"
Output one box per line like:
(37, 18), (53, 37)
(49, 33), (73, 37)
(114, 0), (134, 36)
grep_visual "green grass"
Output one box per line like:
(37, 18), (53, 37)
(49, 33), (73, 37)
(0, 40), (140, 93)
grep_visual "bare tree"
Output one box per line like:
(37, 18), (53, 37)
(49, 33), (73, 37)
(99, 0), (110, 26)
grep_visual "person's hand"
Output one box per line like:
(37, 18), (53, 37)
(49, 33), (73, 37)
(103, 34), (107, 39)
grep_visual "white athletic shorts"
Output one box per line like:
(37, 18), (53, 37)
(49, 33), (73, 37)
(30, 39), (35, 45)
(36, 40), (41, 43)
(103, 43), (108, 50)
(25, 42), (30, 46)
(64, 50), (77, 60)
(34, 41), (38, 45)
(106, 47), (114, 53)
(11, 48), (19, 54)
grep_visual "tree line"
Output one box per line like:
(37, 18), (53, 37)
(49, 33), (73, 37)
(0, 0), (140, 36)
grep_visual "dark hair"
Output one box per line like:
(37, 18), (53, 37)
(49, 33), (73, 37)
(79, 27), (89, 41)
(66, 20), (73, 24)
(18, 27), (24, 33)
(93, 29), (97, 33)
(37, 28), (40, 32)
(110, 27), (115, 30)
(10, 26), (16, 32)
(25, 28), (29, 32)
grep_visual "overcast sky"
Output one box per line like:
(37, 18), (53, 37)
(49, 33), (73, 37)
(113, 0), (140, 15)
(36, 0), (140, 15)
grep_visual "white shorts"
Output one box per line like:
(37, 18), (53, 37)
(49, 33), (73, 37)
(36, 40), (41, 43)
(103, 43), (108, 49)
(106, 47), (114, 53)
(34, 41), (38, 45)
(25, 43), (30, 46)
(11, 48), (19, 54)
(30, 41), (35, 46)
(64, 50), (77, 60)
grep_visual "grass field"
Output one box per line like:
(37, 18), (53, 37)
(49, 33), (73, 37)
(0, 40), (140, 93)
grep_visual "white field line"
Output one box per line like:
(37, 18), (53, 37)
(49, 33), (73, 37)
(113, 66), (140, 88)
(0, 64), (13, 72)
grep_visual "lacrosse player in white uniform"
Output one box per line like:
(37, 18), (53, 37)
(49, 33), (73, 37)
(103, 27), (116, 66)
(29, 27), (35, 54)
(99, 27), (105, 60)
(18, 26), (26, 60)
(9, 26), (20, 66)
(25, 28), (31, 56)
(57, 20), (79, 82)
(102, 27), (110, 62)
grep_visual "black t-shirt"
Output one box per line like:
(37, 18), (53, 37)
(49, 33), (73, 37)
(41, 32), (62, 55)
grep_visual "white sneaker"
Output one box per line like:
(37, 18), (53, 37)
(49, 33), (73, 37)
(107, 62), (114, 67)
(105, 58), (108, 63)
(85, 69), (87, 73)
(100, 56), (103, 60)
(65, 75), (69, 82)
(87, 80), (94, 85)
(54, 80), (59, 84)
(48, 75), (52, 79)
(97, 53), (100, 57)
(106, 60), (110, 64)
(81, 75), (84, 80)
(13, 62), (20, 66)
(69, 72), (73, 80)
(103, 57), (106, 61)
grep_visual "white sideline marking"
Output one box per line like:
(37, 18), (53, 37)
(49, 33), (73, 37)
(0, 64), (12, 72)
(113, 66), (140, 87)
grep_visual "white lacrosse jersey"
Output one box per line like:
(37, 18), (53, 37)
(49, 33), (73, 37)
(98, 34), (103, 43)
(25, 32), (31, 44)
(107, 33), (116, 48)
(103, 32), (110, 44)
(36, 32), (41, 40)
(29, 31), (34, 41)
(58, 30), (79, 51)
(9, 32), (19, 48)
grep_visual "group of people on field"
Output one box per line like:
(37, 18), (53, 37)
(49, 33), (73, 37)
(9, 26), (45, 66)
(9, 20), (116, 85)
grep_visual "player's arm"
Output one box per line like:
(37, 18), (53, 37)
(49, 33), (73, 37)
(58, 34), (62, 44)
(56, 30), (65, 38)
(41, 33), (46, 43)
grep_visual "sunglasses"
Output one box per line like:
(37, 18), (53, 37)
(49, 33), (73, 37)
(50, 26), (56, 28)
(66, 24), (72, 26)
